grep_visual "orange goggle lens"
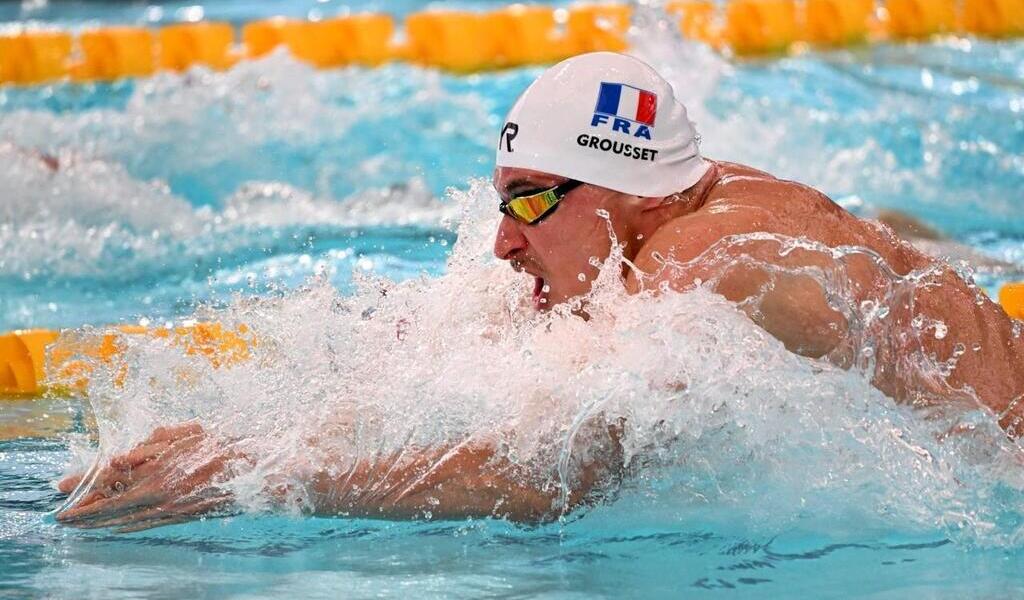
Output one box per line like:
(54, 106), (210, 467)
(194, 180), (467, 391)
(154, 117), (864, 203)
(504, 188), (560, 224)
(500, 180), (583, 225)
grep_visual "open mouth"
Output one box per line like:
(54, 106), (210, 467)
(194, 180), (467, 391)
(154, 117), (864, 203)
(532, 276), (548, 310)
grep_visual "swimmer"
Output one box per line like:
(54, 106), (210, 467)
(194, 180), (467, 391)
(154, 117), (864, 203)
(55, 53), (1024, 531)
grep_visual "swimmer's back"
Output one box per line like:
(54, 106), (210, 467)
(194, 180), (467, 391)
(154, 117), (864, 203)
(640, 160), (1024, 428)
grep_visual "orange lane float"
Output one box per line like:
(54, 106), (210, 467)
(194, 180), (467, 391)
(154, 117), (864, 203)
(566, 3), (632, 53)
(158, 22), (236, 72)
(243, 15), (395, 69)
(1, 4), (1024, 83)
(241, 17), (290, 58)
(725, 0), (799, 55)
(666, 0), (724, 47)
(73, 27), (156, 80)
(0, 323), (255, 398)
(885, 0), (958, 39)
(963, 0), (1024, 38)
(405, 10), (501, 72)
(803, 0), (874, 46)
(488, 5), (577, 68)
(0, 30), (72, 84)
(1001, 283), (1024, 320)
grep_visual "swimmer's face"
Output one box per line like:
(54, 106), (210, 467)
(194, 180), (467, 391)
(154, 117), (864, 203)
(493, 166), (638, 311)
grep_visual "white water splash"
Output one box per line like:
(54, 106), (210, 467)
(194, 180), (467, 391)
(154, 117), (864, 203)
(60, 178), (1024, 548)
(0, 143), (455, 279)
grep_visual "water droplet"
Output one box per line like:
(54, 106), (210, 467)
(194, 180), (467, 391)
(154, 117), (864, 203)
(577, 273), (587, 282)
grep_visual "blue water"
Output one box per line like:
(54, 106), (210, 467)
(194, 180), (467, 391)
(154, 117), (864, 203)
(3, 3), (1024, 598)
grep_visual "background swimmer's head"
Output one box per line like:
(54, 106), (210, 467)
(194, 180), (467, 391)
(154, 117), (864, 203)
(492, 52), (709, 310)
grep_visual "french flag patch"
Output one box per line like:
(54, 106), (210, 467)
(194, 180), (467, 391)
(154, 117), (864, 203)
(595, 82), (658, 127)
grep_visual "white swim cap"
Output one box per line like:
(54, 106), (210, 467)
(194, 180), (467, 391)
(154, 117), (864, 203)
(496, 52), (709, 198)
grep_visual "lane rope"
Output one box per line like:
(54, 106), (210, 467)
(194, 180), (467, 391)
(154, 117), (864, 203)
(1, 1), (1022, 84)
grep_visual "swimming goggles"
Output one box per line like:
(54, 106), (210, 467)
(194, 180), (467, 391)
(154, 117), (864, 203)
(499, 179), (583, 225)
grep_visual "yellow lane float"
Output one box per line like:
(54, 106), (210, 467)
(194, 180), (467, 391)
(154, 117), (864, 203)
(0, 323), (254, 398)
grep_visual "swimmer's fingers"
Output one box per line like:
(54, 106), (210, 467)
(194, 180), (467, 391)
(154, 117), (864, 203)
(55, 488), (150, 524)
(145, 422), (204, 445)
(58, 444), (228, 525)
(109, 440), (173, 470)
(113, 497), (234, 533)
(79, 493), (234, 532)
(57, 423), (203, 495)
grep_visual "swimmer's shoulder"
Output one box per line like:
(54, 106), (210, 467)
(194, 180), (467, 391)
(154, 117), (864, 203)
(625, 198), (768, 294)
(703, 161), (843, 218)
(624, 163), (849, 292)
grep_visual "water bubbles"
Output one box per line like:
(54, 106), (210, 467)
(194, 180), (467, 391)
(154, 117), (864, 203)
(934, 321), (948, 340)
(595, 209), (610, 219)
(577, 273), (587, 282)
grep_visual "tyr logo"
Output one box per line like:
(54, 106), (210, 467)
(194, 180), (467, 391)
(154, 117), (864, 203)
(499, 122), (519, 152)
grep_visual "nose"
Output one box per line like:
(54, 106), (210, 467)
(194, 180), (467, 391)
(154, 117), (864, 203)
(493, 215), (528, 260)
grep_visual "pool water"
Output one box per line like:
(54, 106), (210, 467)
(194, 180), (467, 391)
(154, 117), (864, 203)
(3, 4), (1024, 598)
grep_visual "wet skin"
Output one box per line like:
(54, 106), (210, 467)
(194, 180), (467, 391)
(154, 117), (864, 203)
(56, 160), (1024, 530)
(493, 161), (1024, 431)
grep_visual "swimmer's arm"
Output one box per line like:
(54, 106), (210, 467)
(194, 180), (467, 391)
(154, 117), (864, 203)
(625, 204), (848, 359)
(54, 424), (622, 530)
(303, 428), (623, 522)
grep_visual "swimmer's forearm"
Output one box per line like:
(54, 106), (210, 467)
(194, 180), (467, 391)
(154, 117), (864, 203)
(302, 444), (566, 521)
(296, 436), (620, 522)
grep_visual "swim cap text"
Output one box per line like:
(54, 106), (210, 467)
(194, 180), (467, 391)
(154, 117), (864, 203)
(576, 134), (659, 162)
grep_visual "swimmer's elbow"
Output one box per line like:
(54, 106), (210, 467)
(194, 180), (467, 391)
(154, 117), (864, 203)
(757, 290), (847, 359)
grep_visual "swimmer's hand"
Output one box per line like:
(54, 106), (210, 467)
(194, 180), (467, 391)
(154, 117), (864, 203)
(55, 422), (241, 532)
